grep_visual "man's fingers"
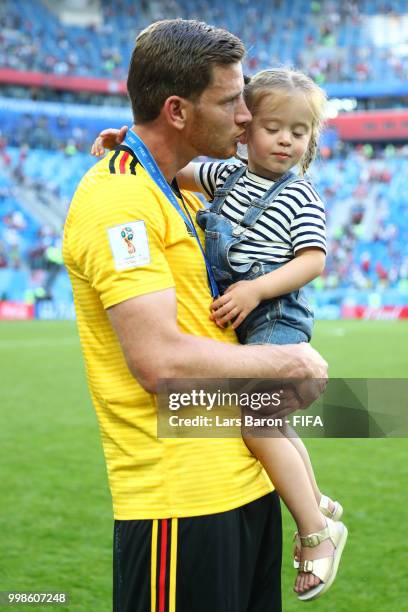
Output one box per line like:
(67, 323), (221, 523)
(272, 389), (302, 417)
(290, 380), (325, 410)
(273, 403), (301, 419)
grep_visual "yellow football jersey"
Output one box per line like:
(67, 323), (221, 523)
(63, 147), (272, 519)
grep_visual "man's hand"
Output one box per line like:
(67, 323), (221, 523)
(259, 343), (328, 417)
(280, 343), (328, 413)
(291, 343), (328, 380)
(210, 280), (262, 329)
(238, 344), (328, 431)
(90, 125), (128, 156)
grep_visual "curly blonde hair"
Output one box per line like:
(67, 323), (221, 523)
(244, 68), (327, 175)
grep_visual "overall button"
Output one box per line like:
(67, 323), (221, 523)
(232, 226), (245, 236)
(252, 264), (261, 273)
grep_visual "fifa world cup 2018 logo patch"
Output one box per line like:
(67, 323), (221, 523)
(121, 227), (136, 254)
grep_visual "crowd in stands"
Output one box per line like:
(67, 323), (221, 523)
(1, 131), (407, 300)
(0, 157), (61, 268)
(313, 144), (408, 293)
(4, 112), (91, 153)
(1, 0), (407, 306)
(0, 84), (127, 108)
(0, 150), (64, 302)
(1, 0), (408, 84)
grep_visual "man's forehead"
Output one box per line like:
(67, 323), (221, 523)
(211, 62), (244, 83)
(205, 62), (244, 95)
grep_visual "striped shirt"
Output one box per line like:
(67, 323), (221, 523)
(195, 161), (326, 268)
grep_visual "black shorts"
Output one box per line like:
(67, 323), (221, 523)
(113, 492), (282, 612)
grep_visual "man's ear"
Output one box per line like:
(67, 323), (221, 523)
(162, 96), (190, 130)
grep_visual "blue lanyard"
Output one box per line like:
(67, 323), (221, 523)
(123, 130), (219, 298)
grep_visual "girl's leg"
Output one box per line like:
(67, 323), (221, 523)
(240, 309), (341, 593)
(244, 431), (324, 535)
(281, 423), (336, 514)
(244, 432), (334, 593)
(281, 423), (320, 503)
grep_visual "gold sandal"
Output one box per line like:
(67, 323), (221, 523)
(296, 517), (348, 601)
(293, 495), (343, 569)
(320, 494), (343, 521)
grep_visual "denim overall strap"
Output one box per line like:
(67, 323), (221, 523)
(232, 171), (298, 237)
(210, 165), (247, 214)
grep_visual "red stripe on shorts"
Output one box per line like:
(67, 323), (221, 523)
(159, 519), (168, 612)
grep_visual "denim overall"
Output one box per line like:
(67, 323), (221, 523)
(196, 166), (314, 345)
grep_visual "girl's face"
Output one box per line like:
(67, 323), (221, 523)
(244, 91), (313, 180)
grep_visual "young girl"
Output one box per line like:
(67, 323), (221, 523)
(93, 67), (347, 601)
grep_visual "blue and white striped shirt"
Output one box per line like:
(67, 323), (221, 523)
(195, 161), (326, 268)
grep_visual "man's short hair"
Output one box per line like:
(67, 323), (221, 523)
(127, 19), (245, 123)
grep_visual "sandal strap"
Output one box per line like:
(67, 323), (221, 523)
(298, 557), (332, 582)
(319, 495), (330, 513)
(319, 495), (343, 521)
(298, 559), (315, 573)
(300, 525), (329, 548)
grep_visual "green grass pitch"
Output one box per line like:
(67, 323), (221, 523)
(0, 320), (407, 611)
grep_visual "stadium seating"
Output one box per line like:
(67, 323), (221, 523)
(1, 0), (407, 316)
(1, 139), (407, 308)
(1, 0), (407, 85)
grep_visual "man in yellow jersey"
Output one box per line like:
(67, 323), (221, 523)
(63, 19), (327, 612)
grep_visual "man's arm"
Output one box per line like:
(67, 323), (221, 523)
(108, 287), (327, 393)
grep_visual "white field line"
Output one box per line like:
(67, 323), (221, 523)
(0, 337), (79, 349)
(321, 326), (346, 336)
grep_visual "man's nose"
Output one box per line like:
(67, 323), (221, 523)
(236, 98), (252, 127)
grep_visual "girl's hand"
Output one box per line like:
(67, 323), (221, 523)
(210, 280), (262, 329)
(90, 125), (128, 156)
